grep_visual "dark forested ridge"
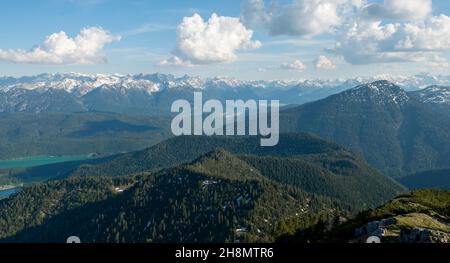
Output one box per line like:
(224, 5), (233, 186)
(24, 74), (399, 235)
(240, 154), (403, 210)
(5, 133), (344, 183)
(69, 133), (362, 177)
(399, 169), (450, 190)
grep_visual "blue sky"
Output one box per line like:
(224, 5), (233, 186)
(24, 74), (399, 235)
(0, 0), (449, 80)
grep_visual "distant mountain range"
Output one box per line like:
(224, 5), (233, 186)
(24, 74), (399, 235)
(281, 81), (450, 178)
(1, 73), (450, 115)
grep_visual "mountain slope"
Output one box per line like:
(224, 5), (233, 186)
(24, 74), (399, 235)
(0, 150), (336, 243)
(0, 88), (86, 113)
(70, 133), (344, 177)
(281, 81), (450, 177)
(399, 169), (450, 190)
(337, 190), (450, 243)
(281, 189), (450, 243)
(239, 154), (401, 210)
(3, 133), (339, 184)
(0, 112), (172, 160)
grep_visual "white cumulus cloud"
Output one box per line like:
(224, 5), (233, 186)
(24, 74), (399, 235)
(162, 13), (261, 66)
(315, 55), (336, 69)
(159, 56), (196, 67)
(279, 59), (307, 71)
(241, 0), (361, 37)
(0, 27), (120, 65)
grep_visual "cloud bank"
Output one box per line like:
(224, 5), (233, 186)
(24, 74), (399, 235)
(334, 14), (450, 65)
(240, 0), (450, 69)
(240, 0), (359, 37)
(362, 0), (432, 21)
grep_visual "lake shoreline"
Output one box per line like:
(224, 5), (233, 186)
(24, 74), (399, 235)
(0, 152), (97, 162)
(0, 186), (22, 199)
(0, 184), (23, 191)
(0, 154), (96, 170)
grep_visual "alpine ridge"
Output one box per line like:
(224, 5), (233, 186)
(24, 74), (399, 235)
(281, 80), (450, 177)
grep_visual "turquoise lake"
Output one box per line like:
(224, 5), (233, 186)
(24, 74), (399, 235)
(0, 188), (20, 199)
(0, 155), (93, 170)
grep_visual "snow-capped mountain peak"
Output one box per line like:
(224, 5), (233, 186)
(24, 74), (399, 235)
(344, 80), (410, 105)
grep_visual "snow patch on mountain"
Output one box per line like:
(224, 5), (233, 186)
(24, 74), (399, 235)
(412, 85), (450, 105)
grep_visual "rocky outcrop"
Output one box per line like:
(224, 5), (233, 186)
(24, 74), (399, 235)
(355, 218), (396, 237)
(400, 228), (450, 243)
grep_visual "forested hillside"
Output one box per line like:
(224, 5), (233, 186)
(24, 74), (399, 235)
(0, 112), (171, 159)
(2, 134), (405, 212)
(0, 150), (338, 243)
